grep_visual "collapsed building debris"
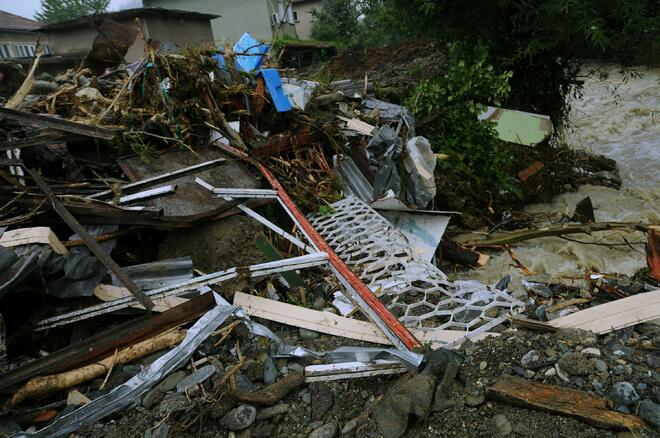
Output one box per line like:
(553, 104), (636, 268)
(0, 26), (656, 438)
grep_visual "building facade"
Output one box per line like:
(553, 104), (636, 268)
(0, 11), (52, 59)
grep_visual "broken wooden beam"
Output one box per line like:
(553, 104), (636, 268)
(549, 289), (660, 334)
(0, 227), (67, 255)
(0, 293), (214, 392)
(0, 108), (117, 140)
(233, 292), (495, 348)
(487, 375), (645, 430)
(460, 222), (649, 247)
(440, 237), (489, 268)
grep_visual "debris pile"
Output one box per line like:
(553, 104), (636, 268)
(0, 33), (656, 438)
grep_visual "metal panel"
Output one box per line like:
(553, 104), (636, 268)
(309, 196), (524, 338)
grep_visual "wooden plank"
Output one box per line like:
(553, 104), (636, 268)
(233, 292), (495, 347)
(337, 116), (375, 136)
(93, 284), (187, 312)
(0, 227), (67, 255)
(487, 375), (645, 430)
(0, 108), (117, 140)
(549, 289), (660, 334)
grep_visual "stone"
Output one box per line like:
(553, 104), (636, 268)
(263, 357), (278, 385)
(244, 359), (265, 382)
(157, 370), (187, 392)
(311, 383), (334, 421)
(465, 392), (485, 407)
(256, 403), (289, 421)
(252, 422), (277, 438)
(300, 328), (320, 341)
(158, 393), (189, 416)
(235, 374), (258, 391)
(341, 418), (358, 435)
(310, 422), (338, 438)
(520, 350), (540, 367)
(142, 387), (164, 409)
(288, 363), (305, 374)
(581, 348), (601, 358)
(609, 382), (640, 407)
(647, 354), (660, 369)
(492, 414), (512, 436)
(556, 328), (598, 346)
(302, 391), (311, 405)
(222, 405), (257, 431)
(32, 80), (58, 94)
(593, 359), (608, 372)
(638, 400), (660, 428)
(479, 361), (488, 371)
(558, 352), (592, 376)
(545, 368), (557, 377)
(177, 365), (215, 393)
(312, 295), (326, 311)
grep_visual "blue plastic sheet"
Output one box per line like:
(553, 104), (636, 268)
(233, 32), (268, 73)
(259, 69), (292, 112)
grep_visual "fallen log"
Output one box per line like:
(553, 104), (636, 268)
(487, 375), (645, 430)
(440, 237), (489, 268)
(461, 222), (649, 248)
(231, 372), (305, 406)
(6, 329), (186, 408)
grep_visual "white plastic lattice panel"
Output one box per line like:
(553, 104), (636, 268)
(309, 196), (524, 334)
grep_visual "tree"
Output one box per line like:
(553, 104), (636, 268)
(35, 0), (110, 24)
(310, 0), (363, 46)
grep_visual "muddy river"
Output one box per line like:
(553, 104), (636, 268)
(457, 65), (660, 284)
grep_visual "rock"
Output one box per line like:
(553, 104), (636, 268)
(256, 403), (289, 421)
(288, 363), (305, 374)
(177, 365), (215, 393)
(235, 374), (258, 391)
(312, 295), (326, 311)
(545, 368), (557, 377)
(300, 328), (320, 341)
(581, 348), (601, 358)
(32, 80), (58, 94)
(479, 361), (488, 371)
(142, 387), (164, 408)
(244, 359), (265, 382)
(556, 328), (598, 346)
(310, 422), (337, 438)
(158, 393), (189, 416)
(465, 392), (485, 407)
(492, 414), (512, 436)
(638, 400), (660, 428)
(302, 391), (311, 405)
(647, 354), (660, 369)
(157, 370), (187, 392)
(253, 422), (277, 438)
(311, 383), (334, 421)
(222, 405), (257, 431)
(558, 352), (592, 376)
(593, 359), (608, 372)
(263, 357), (278, 385)
(341, 418), (358, 435)
(609, 382), (640, 407)
(520, 350), (540, 367)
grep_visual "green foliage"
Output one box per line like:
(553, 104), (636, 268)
(310, 0), (363, 47)
(35, 0), (109, 24)
(356, 0), (659, 124)
(407, 43), (517, 194)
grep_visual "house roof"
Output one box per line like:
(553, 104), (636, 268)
(0, 10), (42, 32)
(40, 8), (220, 31)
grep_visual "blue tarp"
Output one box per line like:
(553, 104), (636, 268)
(233, 32), (268, 73)
(259, 69), (292, 112)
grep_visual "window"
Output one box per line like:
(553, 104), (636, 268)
(15, 45), (36, 58)
(0, 45), (11, 59)
(271, 12), (279, 24)
(292, 10), (299, 22)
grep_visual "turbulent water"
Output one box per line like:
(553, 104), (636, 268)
(456, 65), (660, 284)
